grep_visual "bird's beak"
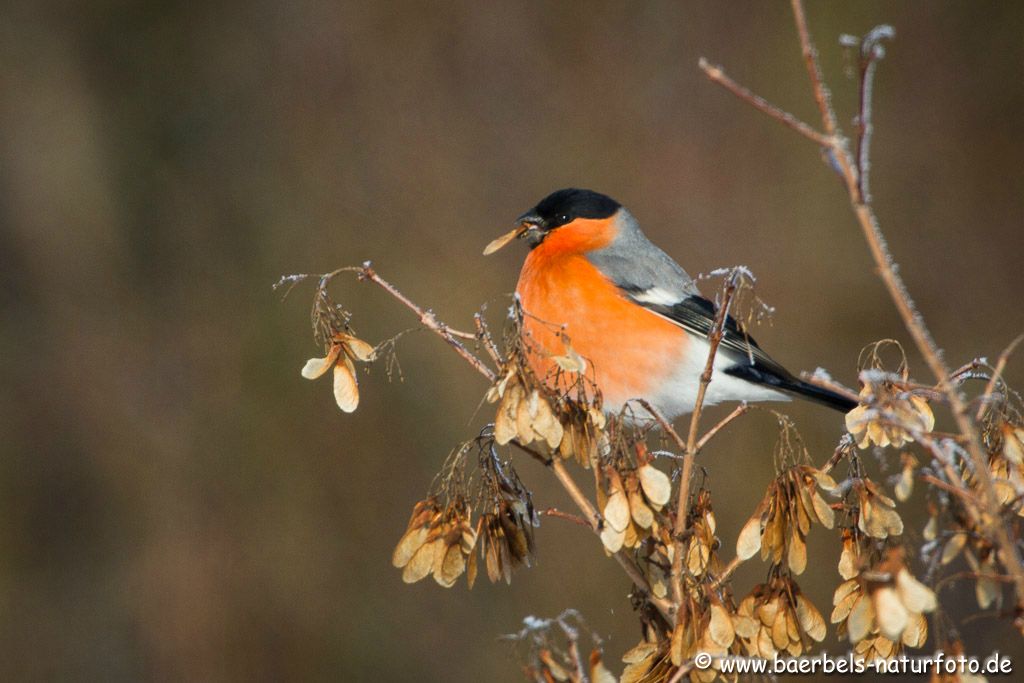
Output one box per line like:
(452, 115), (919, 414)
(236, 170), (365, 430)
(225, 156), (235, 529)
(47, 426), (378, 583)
(482, 221), (533, 255)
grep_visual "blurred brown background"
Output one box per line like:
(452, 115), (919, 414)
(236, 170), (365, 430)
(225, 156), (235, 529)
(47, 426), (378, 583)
(2, 1), (1022, 680)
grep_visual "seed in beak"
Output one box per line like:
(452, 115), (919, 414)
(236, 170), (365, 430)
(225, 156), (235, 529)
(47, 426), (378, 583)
(482, 224), (528, 255)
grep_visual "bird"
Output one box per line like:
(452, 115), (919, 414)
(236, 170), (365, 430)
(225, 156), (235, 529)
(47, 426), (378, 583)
(483, 188), (856, 420)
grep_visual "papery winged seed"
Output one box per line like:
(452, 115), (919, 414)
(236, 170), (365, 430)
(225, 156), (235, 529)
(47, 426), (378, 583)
(976, 574), (998, 609)
(628, 489), (654, 529)
(941, 532), (967, 565)
(796, 595), (827, 642)
(461, 526), (478, 554)
(637, 465), (671, 507)
(736, 513), (763, 560)
(599, 525), (625, 554)
(484, 536), (501, 583)
(695, 668), (717, 683)
(734, 615), (758, 639)
(794, 485), (812, 534)
(515, 391), (536, 444)
(687, 538), (709, 575)
(392, 526), (429, 568)
(759, 512), (775, 562)
(812, 491), (835, 529)
(847, 593), (873, 643)
(402, 538), (441, 584)
(869, 420), (890, 448)
(831, 594), (858, 626)
(757, 599), (779, 627)
(757, 627), (775, 659)
(700, 632), (728, 658)
(709, 604), (735, 648)
(895, 468), (913, 502)
(465, 544), (478, 589)
(923, 515), (938, 542)
(895, 569), (936, 613)
(669, 623), (684, 667)
(332, 359), (359, 412)
(910, 396), (935, 432)
(839, 544), (858, 581)
(771, 612), (789, 650)
(301, 344), (341, 379)
(500, 535), (513, 584)
(493, 391), (518, 445)
(785, 608), (800, 642)
(618, 662), (652, 683)
(874, 635), (895, 659)
(788, 532), (807, 575)
(874, 586), (909, 641)
(482, 227), (520, 255)
(621, 642), (659, 665)
(435, 543), (465, 587)
(623, 518), (639, 549)
(901, 613), (927, 648)
(1004, 425), (1024, 464)
(880, 506), (904, 537)
(588, 651), (616, 683)
(339, 334), (376, 362)
(813, 469), (838, 490)
(532, 397), (563, 449)
(603, 490), (630, 533)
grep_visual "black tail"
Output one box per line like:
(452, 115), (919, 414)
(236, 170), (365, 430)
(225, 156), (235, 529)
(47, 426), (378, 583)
(779, 378), (858, 412)
(725, 365), (858, 413)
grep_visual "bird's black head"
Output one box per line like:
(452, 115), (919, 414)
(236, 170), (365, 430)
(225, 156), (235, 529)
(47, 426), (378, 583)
(518, 188), (621, 233)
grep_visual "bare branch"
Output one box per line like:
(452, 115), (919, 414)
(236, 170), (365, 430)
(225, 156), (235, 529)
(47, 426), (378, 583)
(698, 58), (832, 148)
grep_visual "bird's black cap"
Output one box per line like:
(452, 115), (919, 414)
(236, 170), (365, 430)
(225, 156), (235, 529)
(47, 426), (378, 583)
(519, 188), (621, 230)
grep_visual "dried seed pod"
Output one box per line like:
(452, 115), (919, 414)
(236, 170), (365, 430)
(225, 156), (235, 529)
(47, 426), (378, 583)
(831, 549), (936, 652)
(845, 379), (935, 450)
(300, 332), (376, 412)
(856, 478), (904, 539)
(736, 575), (825, 659)
(735, 466), (835, 574)
(638, 463), (671, 508)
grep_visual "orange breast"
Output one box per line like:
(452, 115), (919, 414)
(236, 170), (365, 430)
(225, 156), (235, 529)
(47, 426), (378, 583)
(515, 247), (686, 410)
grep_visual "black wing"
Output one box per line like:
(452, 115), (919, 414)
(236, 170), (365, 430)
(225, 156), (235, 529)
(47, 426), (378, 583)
(629, 293), (856, 412)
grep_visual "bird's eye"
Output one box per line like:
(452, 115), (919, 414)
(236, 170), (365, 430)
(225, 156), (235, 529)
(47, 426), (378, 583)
(559, 214), (568, 223)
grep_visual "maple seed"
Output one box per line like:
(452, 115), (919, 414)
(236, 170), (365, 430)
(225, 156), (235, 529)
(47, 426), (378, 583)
(301, 334), (375, 413)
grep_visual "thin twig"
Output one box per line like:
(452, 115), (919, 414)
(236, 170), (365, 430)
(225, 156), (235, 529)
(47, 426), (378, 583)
(919, 474), (981, 507)
(820, 435), (853, 475)
(974, 333), (1024, 421)
(846, 25), (895, 203)
(538, 508), (592, 528)
(669, 273), (739, 622)
(638, 400), (687, 453)
(790, 0), (839, 138)
(358, 264), (496, 380)
(711, 556), (744, 590)
(695, 403), (751, 452)
(698, 59), (832, 147)
(474, 312), (505, 366)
